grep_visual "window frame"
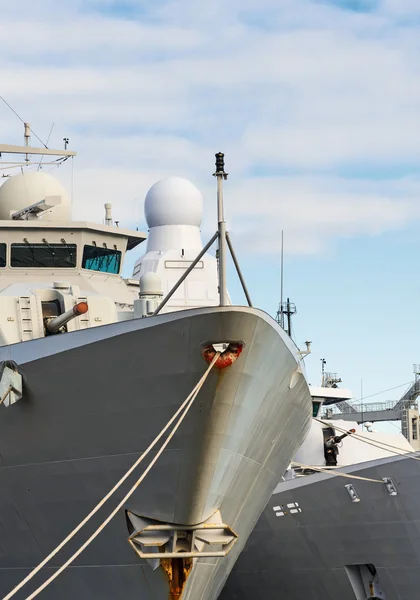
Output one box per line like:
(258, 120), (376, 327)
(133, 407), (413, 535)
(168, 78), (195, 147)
(0, 243), (6, 268)
(81, 244), (122, 275)
(10, 242), (77, 269)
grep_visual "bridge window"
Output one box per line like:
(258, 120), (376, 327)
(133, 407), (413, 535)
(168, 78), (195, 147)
(82, 245), (121, 274)
(0, 243), (5, 267)
(11, 243), (77, 268)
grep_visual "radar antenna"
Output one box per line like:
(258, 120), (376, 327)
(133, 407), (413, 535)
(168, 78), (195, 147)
(276, 297), (296, 338)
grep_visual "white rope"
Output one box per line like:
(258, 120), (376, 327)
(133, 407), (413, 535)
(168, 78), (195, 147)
(4, 353), (220, 600)
(291, 461), (384, 484)
(315, 417), (420, 460)
(23, 353), (219, 600)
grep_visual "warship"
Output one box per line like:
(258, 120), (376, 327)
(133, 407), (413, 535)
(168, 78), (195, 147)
(223, 372), (420, 600)
(0, 124), (312, 599)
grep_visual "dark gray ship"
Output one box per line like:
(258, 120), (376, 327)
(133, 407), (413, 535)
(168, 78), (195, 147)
(0, 133), (312, 600)
(223, 377), (418, 600)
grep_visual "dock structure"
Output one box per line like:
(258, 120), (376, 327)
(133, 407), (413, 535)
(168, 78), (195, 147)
(324, 365), (420, 449)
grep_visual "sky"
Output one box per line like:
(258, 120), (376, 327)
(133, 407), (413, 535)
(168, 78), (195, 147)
(1, 0), (420, 431)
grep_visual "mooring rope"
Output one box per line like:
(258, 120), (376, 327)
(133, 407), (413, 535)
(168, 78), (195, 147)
(314, 417), (420, 461)
(291, 461), (384, 484)
(3, 353), (220, 600)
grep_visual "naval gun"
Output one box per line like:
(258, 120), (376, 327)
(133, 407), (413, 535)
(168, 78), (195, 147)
(324, 428), (356, 466)
(46, 302), (88, 334)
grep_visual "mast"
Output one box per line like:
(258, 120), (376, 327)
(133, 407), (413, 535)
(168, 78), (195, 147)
(321, 358), (326, 386)
(24, 122), (30, 162)
(276, 296), (296, 338)
(280, 230), (284, 328)
(286, 298), (291, 337)
(214, 152), (228, 306)
(153, 151), (252, 316)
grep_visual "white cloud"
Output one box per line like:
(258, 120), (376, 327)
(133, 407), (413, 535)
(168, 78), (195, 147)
(380, 0), (420, 15)
(1, 0), (420, 256)
(0, 19), (200, 59)
(226, 175), (420, 253)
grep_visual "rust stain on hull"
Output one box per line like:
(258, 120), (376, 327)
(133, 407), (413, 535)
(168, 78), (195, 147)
(161, 557), (193, 600)
(202, 343), (243, 369)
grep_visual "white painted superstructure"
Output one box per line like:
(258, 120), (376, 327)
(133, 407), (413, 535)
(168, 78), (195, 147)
(133, 177), (221, 312)
(0, 171), (228, 345)
(0, 170), (148, 345)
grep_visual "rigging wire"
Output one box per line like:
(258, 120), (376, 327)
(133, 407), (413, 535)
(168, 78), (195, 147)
(37, 122), (55, 171)
(0, 96), (48, 148)
(3, 353), (220, 600)
(350, 380), (413, 403)
(314, 417), (420, 460)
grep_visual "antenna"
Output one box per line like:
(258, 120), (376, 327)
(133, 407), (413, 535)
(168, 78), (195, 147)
(24, 122), (30, 162)
(321, 358), (326, 386)
(275, 232), (296, 335)
(213, 152), (228, 306)
(280, 230), (284, 328)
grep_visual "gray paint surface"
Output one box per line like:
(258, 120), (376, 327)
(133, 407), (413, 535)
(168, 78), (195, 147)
(223, 453), (420, 600)
(0, 306), (311, 600)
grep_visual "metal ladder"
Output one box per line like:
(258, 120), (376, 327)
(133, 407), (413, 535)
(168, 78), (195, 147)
(18, 296), (34, 341)
(401, 404), (409, 440)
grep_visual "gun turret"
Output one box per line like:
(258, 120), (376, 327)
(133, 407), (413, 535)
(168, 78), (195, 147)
(46, 302), (88, 334)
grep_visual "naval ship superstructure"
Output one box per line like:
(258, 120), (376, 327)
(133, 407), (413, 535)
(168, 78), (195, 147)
(224, 372), (420, 600)
(0, 130), (312, 600)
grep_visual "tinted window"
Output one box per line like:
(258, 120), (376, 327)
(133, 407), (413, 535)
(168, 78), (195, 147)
(312, 401), (321, 418)
(82, 245), (121, 274)
(0, 243), (5, 267)
(11, 243), (77, 268)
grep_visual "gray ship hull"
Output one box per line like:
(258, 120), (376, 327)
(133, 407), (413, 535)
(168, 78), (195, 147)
(0, 306), (311, 599)
(223, 453), (420, 600)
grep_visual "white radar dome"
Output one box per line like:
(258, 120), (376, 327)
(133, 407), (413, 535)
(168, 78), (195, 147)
(0, 171), (71, 221)
(144, 177), (203, 229)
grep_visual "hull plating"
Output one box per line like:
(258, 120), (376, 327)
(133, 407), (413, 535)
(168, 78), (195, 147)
(0, 306), (311, 599)
(223, 453), (420, 600)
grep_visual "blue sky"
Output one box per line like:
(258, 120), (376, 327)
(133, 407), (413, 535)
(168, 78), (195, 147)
(1, 0), (420, 430)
